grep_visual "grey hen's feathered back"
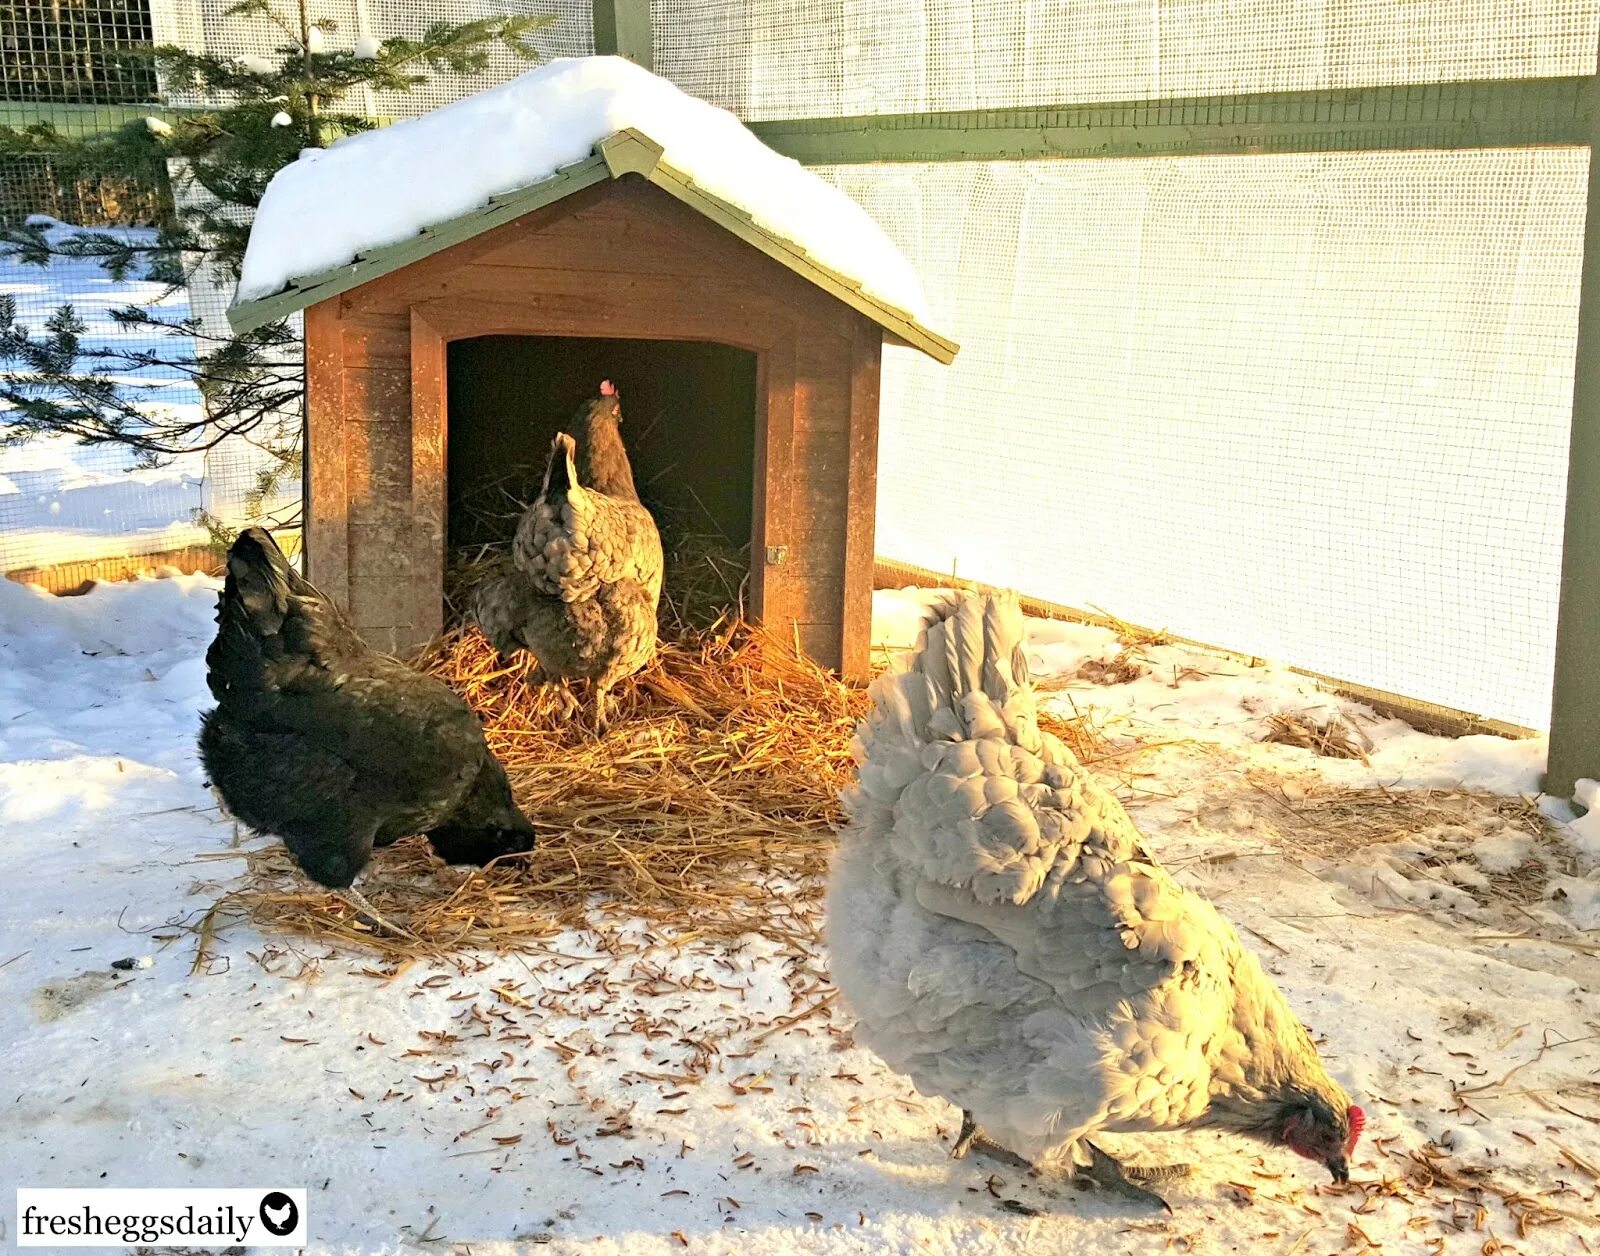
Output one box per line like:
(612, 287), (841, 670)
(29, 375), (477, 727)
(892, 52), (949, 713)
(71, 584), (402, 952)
(510, 399), (663, 605)
(200, 528), (535, 889)
(473, 387), (663, 718)
(827, 590), (1359, 1179)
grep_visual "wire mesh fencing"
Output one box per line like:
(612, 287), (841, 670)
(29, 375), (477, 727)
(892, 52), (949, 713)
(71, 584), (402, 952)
(2, 0), (597, 584)
(0, 151), (169, 226)
(651, 0), (1598, 120)
(1, 0), (1592, 732)
(149, 0), (593, 116)
(649, 0), (1600, 119)
(819, 147), (1583, 730)
(1, 0), (158, 104)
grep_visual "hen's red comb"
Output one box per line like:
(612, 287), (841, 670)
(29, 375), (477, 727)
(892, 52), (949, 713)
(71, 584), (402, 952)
(599, 379), (617, 396)
(1345, 1105), (1365, 1154)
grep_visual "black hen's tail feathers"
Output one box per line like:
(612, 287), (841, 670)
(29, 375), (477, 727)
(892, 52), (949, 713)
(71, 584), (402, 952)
(206, 527), (294, 703)
(221, 526), (295, 637)
(207, 526), (359, 703)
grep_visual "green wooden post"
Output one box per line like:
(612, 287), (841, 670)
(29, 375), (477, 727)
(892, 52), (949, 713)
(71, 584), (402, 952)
(1546, 107), (1600, 799)
(593, 0), (653, 71)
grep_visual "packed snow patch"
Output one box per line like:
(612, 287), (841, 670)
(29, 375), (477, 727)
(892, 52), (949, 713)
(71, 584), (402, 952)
(1564, 778), (1600, 864)
(236, 56), (934, 322)
(1546, 875), (1600, 929)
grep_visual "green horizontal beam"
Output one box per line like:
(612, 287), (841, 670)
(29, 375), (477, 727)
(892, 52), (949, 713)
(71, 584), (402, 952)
(11, 76), (1588, 160)
(750, 75), (1593, 163)
(0, 101), (172, 136)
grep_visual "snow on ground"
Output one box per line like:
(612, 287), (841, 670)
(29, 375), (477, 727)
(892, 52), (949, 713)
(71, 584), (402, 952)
(1, 578), (1596, 1253)
(237, 56), (933, 323)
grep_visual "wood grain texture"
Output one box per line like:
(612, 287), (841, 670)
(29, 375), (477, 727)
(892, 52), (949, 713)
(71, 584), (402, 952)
(840, 317), (883, 679)
(303, 298), (348, 606)
(313, 176), (880, 672)
(752, 331), (797, 637)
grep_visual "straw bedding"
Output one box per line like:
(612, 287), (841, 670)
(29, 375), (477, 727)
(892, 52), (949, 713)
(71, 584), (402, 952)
(220, 523), (1511, 960)
(213, 540), (1107, 959)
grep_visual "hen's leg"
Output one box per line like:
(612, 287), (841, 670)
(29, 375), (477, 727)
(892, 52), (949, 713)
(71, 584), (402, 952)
(951, 1110), (979, 1159)
(1076, 1142), (1179, 1212)
(949, 1113), (1031, 1169)
(591, 685), (612, 736)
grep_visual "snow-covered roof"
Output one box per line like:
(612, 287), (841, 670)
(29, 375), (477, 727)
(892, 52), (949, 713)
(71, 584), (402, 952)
(230, 57), (954, 361)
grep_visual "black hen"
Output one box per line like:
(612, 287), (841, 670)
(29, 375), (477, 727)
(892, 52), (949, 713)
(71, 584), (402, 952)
(199, 528), (535, 923)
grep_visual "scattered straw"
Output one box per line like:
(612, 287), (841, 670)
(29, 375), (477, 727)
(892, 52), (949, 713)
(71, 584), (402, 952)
(1263, 710), (1374, 762)
(213, 594), (1114, 959)
(217, 615), (868, 958)
(1071, 650), (1147, 687)
(1252, 783), (1571, 909)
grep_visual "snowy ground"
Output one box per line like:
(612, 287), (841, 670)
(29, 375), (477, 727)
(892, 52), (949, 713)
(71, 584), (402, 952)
(1, 577), (1596, 1253)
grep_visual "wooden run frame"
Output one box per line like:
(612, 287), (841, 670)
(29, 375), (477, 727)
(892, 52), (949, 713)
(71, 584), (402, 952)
(1547, 79), (1600, 797)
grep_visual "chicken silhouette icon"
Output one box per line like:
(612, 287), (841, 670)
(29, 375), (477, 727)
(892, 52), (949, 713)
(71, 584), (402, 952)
(258, 1192), (298, 1237)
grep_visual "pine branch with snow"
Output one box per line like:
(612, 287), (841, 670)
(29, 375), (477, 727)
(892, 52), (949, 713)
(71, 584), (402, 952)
(0, 0), (553, 472)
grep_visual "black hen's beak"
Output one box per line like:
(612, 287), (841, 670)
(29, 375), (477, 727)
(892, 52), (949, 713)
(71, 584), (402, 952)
(1326, 1155), (1350, 1184)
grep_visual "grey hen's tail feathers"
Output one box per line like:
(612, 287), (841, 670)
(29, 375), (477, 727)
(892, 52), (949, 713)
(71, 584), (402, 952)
(542, 432), (578, 502)
(859, 589), (1039, 758)
(913, 590), (1031, 717)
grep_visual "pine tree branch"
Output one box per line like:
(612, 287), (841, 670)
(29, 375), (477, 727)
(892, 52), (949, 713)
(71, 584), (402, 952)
(1, 0), (554, 490)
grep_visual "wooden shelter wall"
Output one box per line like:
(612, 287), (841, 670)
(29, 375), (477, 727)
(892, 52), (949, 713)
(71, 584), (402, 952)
(304, 176), (880, 672)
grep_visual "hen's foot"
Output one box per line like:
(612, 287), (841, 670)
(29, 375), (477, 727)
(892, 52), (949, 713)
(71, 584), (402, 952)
(1076, 1142), (1176, 1212)
(550, 685), (581, 722)
(951, 1110), (978, 1159)
(948, 1116), (1032, 1170)
(338, 888), (419, 942)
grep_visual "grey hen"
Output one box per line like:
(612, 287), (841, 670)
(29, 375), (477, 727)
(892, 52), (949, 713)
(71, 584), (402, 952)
(473, 382), (663, 730)
(827, 591), (1364, 1207)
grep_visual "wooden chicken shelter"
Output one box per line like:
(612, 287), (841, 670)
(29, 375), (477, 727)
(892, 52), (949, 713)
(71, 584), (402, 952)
(229, 127), (956, 677)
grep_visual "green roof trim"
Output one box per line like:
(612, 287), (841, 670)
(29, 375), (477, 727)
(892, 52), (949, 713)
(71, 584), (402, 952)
(225, 153), (613, 335)
(226, 127), (957, 364)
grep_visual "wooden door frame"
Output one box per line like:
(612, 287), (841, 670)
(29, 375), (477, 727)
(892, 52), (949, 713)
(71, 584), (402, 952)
(407, 302), (786, 644)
